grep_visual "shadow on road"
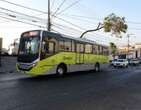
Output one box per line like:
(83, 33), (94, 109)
(17, 69), (106, 83)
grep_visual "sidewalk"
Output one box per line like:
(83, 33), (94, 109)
(0, 56), (30, 81)
(0, 56), (17, 73)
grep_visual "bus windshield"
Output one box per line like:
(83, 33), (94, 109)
(18, 33), (40, 63)
(19, 37), (39, 55)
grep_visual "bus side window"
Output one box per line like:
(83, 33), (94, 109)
(85, 44), (92, 53)
(93, 44), (96, 54)
(59, 40), (72, 52)
(48, 42), (55, 54)
(71, 40), (75, 52)
(64, 41), (71, 52)
(59, 40), (65, 51)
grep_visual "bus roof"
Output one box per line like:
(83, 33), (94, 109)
(22, 30), (108, 47)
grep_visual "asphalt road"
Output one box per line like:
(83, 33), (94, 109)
(1, 66), (141, 110)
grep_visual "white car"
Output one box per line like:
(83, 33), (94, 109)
(113, 59), (128, 68)
(110, 59), (117, 66)
(129, 59), (139, 66)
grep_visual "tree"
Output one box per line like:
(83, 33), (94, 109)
(109, 42), (117, 57)
(80, 13), (128, 38)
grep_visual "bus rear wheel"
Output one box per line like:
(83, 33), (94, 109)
(56, 64), (67, 76)
(95, 63), (100, 72)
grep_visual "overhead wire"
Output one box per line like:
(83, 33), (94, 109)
(0, 7), (46, 23)
(51, 0), (56, 9)
(53, 22), (83, 33)
(52, 29), (61, 34)
(54, 16), (86, 30)
(52, 0), (67, 16)
(0, 15), (45, 28)
(0, 17), (10, 23)
(60, 13), (141, 26)
(56, 0), (82, 15)
(0, 11), (46, 28)
(59, 14), (100, 25)
(59, 13), (102, 21)
(0, 0), (48, 14)
(53, 26), (81, 36)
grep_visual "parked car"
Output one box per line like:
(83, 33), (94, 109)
(129, 59), (139, 66)
(138, 58), (141, 64)
(110, 59), (117, 66)
(112, 59), (128, 68)
(0, 48), (9, 55)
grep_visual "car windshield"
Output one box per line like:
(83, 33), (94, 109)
(118, 59), (124, 62)
(113, 59), (117, 61)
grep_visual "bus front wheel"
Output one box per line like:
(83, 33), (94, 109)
(56, 64), (67, 76)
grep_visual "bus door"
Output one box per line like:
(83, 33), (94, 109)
(41, 40), (55, 59)
(76, 43), (84, 64)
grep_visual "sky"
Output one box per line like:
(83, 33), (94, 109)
(0, 0), (141, 49)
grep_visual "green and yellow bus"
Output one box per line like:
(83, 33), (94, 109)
(17, 30), (109, 76)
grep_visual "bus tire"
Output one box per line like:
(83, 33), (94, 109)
(95, 63), (100, 72)
(56, 64), (67, 76)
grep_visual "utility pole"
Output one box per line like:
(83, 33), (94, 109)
(47, 0), (51, 31)
(127, 34), (130, 55)
(127, 34), (134, 59)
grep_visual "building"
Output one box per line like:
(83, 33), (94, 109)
(118, 43), (141, 59)
(8, 38), (19, 55)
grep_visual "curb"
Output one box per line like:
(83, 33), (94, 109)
(0, 70), (16, 74)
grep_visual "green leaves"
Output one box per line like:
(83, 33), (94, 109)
(110, 42), (117, 55)
(103, 13), (128, 38)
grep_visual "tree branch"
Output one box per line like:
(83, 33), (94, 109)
(80, 23), (104, 38)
